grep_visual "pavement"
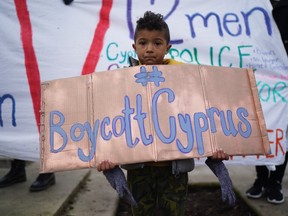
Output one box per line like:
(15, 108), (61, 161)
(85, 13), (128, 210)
(0, 158), (287, 216)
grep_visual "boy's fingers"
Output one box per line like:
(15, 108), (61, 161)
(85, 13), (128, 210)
(97, 161), (116, 172)
(107, 161), (115, 169)
(96, 164), (103, 172)
(212, 149), (229, 160)
(97, 161), (107, 172)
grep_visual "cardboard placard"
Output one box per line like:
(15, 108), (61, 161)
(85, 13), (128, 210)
(40, 64), (270, 172)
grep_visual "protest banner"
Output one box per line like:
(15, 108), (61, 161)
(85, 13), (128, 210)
(40, 64), (270, 172)
(0, 0), (287, 166)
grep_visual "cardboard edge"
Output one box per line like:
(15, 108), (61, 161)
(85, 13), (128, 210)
(88, 74), (95, 168)
(247, 69), (270, 155)
(39, 81), (49, 173)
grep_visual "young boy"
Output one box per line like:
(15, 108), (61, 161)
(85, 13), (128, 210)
(97, 11), (229, 215)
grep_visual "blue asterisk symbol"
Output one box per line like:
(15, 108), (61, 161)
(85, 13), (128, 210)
(134, 66), (165, 87)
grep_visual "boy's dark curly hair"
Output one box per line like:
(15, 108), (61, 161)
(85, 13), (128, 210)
(134, 11), (170, 43)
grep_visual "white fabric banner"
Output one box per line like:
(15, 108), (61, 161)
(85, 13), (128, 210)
(0, 0), (287, 166)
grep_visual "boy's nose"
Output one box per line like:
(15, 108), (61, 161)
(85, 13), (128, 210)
(146, 43), (154, 52)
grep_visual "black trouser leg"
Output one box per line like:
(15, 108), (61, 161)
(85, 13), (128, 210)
(0, 159), (26, 187)
(255, 165), (269, 187)
(13, 159), (26, 168)
(269, 153), (288, 187)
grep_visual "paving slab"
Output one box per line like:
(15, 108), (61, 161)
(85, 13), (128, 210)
(189, 164), (288, 216)
(1, 158), (287, 216)
(0, 160), (91, 216)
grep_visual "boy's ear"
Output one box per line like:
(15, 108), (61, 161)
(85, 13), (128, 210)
(166, 44), (172, 54)
(132, 44), (136, 50)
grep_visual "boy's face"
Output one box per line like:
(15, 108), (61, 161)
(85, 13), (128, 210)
(133, 29), (171, 65)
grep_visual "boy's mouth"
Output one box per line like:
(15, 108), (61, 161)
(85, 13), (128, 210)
(144, 56), (155, 61)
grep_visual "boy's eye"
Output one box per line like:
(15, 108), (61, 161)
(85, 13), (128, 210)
(138, 41), (146, 45)
(154, 40), (163, 46)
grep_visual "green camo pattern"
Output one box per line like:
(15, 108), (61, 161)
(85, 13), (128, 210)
(127, 165), (188, 216)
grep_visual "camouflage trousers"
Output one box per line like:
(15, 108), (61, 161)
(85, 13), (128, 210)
(127, 165), (188, 216)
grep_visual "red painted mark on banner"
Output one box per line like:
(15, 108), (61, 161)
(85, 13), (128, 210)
(266, 128), (285, 157)
(14, 0), (41, 132)
(233, 128), (286, 160)
(82, 0), (113, 75)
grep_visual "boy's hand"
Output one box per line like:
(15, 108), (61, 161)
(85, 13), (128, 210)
(211, 149), (229, 160)
(96, 160), (116, 172)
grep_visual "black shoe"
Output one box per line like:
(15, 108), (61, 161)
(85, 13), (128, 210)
(246, 180), (265, 199)
(29, 173), (55, 192)
(0, 160), (26, 188)
(267, 182), (285, 204)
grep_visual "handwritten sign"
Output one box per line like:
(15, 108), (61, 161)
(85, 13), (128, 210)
(40, 64), (269, 172)
(0, 1), (286, 166)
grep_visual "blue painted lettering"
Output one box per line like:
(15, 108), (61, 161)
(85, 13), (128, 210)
(49, 88), (253, 161)
(134, 94), (153, 145)
(219, 110), (238, 137)
(176, 114), (194, 154)
(123, 96), (139, 147)
(70, 123), (85, 142)
(78, 121), (98, 162)
(112, 116), (125, 137)
(193, 112), (208, 155)
(186, 7), (271, 38)
(0, 94), (16, 127)
(50, 111), (68, 153)
(152, 88), (177, 144)
(101, 117), (112, 140)
(237, 108), (252, 138)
